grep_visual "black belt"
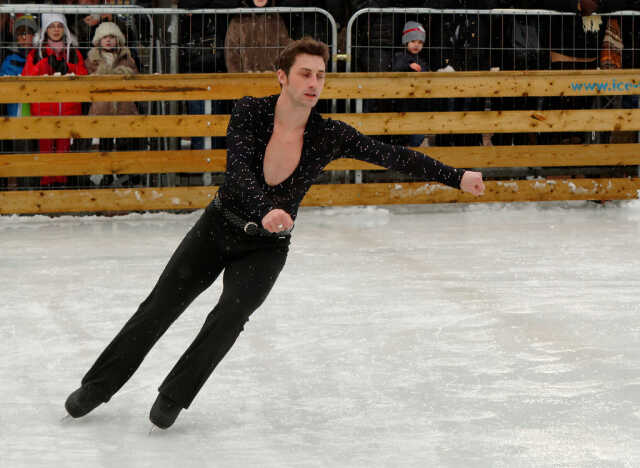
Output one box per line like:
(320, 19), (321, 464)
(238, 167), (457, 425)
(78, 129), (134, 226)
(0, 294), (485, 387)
(212, 195), (291, 238)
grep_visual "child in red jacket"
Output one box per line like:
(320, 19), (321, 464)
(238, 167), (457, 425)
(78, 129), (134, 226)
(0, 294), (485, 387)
(23, 13), (88, 186)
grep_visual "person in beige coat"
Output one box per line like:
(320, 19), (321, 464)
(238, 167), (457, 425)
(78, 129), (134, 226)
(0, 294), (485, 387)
(224, 0), (292, 73)
(85, 22), (141, 185)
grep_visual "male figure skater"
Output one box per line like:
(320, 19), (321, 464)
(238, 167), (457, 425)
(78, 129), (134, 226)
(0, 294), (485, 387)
(65, 37), (485, 430)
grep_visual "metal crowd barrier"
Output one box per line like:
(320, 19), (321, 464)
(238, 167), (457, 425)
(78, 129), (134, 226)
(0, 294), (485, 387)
(345, 8), (640, 181)
(1, 6), (639, 193)
(0, 4), (154, 72)
(0, 5), (337, 76)
(346, 8), (640, 72)
(0, 5), (337, 190)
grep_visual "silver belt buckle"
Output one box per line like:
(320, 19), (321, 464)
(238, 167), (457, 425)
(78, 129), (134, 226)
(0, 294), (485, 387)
(243, 222), (258, 235)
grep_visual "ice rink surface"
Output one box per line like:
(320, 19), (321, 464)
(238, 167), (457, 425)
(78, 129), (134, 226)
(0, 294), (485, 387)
(1, 201), (640, 468)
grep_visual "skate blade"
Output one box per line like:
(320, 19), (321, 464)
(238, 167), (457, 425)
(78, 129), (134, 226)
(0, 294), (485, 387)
(60, 414), (73, 423)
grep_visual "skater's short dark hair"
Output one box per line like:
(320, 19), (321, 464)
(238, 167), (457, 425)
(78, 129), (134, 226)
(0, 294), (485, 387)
(276, 37), (329, 76)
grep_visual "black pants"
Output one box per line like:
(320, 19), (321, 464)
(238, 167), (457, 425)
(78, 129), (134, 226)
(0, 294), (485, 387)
(80, 204), (290, 409)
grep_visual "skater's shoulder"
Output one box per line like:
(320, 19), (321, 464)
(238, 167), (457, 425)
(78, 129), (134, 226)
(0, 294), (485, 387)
(232, 95), (278, 123)
(236, 94), (278, 110)
(320, 114), (354, 135)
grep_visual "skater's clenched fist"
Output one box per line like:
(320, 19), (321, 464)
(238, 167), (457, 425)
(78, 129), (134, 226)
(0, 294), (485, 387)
(460, 171), (485, 196)
(262, 209), (294, 233)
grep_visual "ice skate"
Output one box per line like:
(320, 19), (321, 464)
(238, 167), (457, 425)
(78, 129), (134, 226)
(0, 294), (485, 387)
(149, 393), (182, 430)
(64, 385), (105, 418)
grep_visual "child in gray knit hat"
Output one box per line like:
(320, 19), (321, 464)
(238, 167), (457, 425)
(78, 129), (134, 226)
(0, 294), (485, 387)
(392, 20), (428, 147)
(399, 20), (426, 70)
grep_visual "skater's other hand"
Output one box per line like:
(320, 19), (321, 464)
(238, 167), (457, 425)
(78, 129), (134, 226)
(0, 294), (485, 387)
(460, 171), (485, 196)
(262, 209), (293, 233)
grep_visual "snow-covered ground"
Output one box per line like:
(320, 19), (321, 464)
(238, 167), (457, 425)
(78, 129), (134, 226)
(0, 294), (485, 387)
(2, 201), (640, 468)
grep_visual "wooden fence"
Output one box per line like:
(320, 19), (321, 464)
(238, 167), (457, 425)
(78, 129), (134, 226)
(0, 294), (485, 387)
(1, 70), (639, 214)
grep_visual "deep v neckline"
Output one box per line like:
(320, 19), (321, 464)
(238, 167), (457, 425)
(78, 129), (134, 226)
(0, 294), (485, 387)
(262, 115), (306, 188)
(262, 136), (304, 187)
(260, 94), (321, 187)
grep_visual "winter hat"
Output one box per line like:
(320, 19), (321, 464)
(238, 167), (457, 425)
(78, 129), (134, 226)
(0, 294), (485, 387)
(35, 13), (78, 63)
(402, 21), (426, 45)
(38, 13), (75, 44)
(14, 14), (38, 36)
(92, 22), (126, 47)
(36, 13), (77, 62)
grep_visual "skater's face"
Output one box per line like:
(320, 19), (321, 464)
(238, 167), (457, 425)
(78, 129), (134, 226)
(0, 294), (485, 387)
(46, 22), (65, 42)
(100, 34), (117, 50)
(277, 53), (325, 108)
(253, 0), (268, 6)
(407, 39), (423, 55)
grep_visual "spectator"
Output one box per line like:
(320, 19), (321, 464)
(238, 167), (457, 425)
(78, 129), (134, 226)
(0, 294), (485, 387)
(351, 0), (395, 75)
(66, 0), (108, 57)
(606, 2), (640, 143)
(392, 21), (427, 74)
(322, 0), (349, 33)
(488, 2), (551, 146)
(349, 0), (425, 128)
(392, 20), (428, 147)
(279, 0), (331, 44)
(430, 0), (500, 147)
(178, 0), (237, 74)
(66, 0), (145, 153)
(539, 1), (608, 144)
(224, 0), (292, 73)
(223, 0), (291, 157)
(589, 1), (640, 143)
(0, 8), (11, 66)
(1, 14), (39, 118)
(22, 13), (88, 187)
(85, 21), (140, 187)
(67, 0), (141, 65)
(1, 14), (39, 188)
(348, 0), (395, 146)
(178, 0), (239, 150)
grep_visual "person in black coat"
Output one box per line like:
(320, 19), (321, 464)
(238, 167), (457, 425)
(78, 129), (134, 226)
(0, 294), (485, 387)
(177, 0), (241, 150)
(279, 0), (331, 44)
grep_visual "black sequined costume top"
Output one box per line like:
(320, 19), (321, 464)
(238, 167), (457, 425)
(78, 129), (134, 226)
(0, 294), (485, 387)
(218, 94), (465, 223)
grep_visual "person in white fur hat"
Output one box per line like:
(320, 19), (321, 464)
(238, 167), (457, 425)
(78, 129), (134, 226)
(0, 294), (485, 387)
(26, 13), (81, 71)
(22, 13), (87, 186)
(84, 22), (141, 185)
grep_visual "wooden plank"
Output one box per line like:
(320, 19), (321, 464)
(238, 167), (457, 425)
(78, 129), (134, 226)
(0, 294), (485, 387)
(3, 109), (640, 140)
(302, 179), (640, 205)
(1, 70), (639, 103)
(0, 150), (227, 177)
(0, 74), (280, 104)
(0, 186), (219, 215)
(325, 70), (640, 99)
(329, 143), (640, 170)
(422, 143), (640, 168)
(2, 144), (639, 177)
(0, 115), (230, 139)
(2, 178), (638, 214)
(336, 109), (640, 135)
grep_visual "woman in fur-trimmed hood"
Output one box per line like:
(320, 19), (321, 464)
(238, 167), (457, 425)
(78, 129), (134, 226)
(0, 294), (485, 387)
(85, 22), (139, 117)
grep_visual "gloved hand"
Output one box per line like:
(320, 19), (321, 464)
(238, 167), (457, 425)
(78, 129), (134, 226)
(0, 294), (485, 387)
(48, 54), (69, 75)
(68, 49), (78, 65)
